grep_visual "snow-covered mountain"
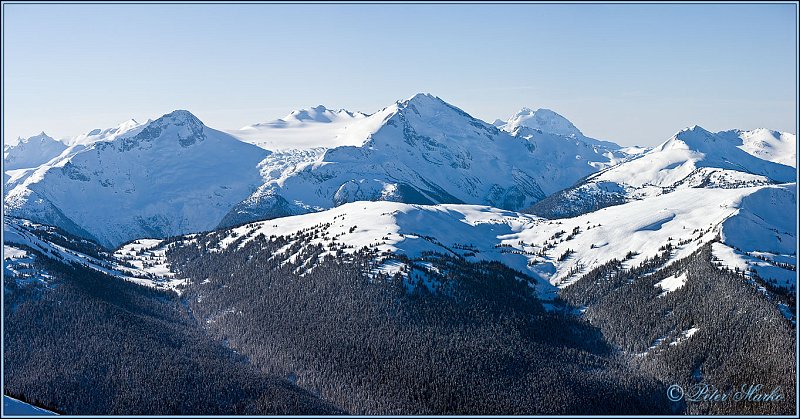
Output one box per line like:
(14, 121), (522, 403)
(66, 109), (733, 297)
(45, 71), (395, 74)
(499, 107), (631, 150)
(68, 118), (148, 146)
(502, 107), (584, 137)
(225, 93), (589, 224)
(5, 95), (795, 254)
(528, 125), (797, 218)
(721, 128), (796, 167)
(494, 107), (636, 183)
(9, 95), (627, 246)
(116, 182), (793, 297)
(3, 132), (67, 171)
(4, 119), (152, 192)
(226, 105), (372, 150)
(4, 110), (269, 248)
(224, 94), (653, 226)
(4, 216), (186, 292)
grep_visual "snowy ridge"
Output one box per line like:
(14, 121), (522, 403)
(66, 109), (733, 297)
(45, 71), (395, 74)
(3, 132), (67, 171)
(500, 107), (623, 150)
(5, 95), (795, 258)
(729, 128), (796, 167)
(4, 110), (269, 248)
(67, 118), (147, 147)
(4, 182), (793, 298)
(527, 125), (796, 219)
(4, 119), (149, 194)
(201, 183), (795, 293)
(3, 217), (185, 292)
(594, 125), (795, 189)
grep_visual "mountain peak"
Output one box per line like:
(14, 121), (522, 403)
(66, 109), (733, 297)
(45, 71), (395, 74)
(680, 124), (711, 135)
(4, 132), (67, 170)
(504, 107), (583, 137)
(133, 110), (206, 147)
(675, 124), (714, 142)
(402, 92), (441, 106)
(19, 132), (56, 144)
(147, 110), (205, 131)
(395, 93), (471, 119)
(160, 109), (202, 125)
(657, 125), (717, 152)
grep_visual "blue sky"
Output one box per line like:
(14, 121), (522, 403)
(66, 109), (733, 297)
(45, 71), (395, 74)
(3, 2), (797, 146)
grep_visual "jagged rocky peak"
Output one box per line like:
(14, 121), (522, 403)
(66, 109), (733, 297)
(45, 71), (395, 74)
(4, 132), (68, 170)
(398, 92), (454, 112)
(387, 93), (483, 129)
(33, 131), (51, 140)
(134, 109), (207, 147)
(16, 132), (57, 145)
(157, 109), (204, 126)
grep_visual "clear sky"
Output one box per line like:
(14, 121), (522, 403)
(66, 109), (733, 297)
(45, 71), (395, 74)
(3, 2), (797, 147)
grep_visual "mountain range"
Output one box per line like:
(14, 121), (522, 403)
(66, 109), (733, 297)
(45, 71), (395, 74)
(528, 125), (796, 218)
(3, 92), (795, 293)
(3, 94), (636, 247)
(3, 92), (796, 415)
(4, 94), (795, 267)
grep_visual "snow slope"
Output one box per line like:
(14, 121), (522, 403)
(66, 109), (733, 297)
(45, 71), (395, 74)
(4, 119), (148, 194)
(6, 181), (791, 297)
(492, 108), (637, 190)
(506, 125), (630, 181)
(528, 125), (796, 218)
(226, 105), (372, 151)
(499, 107), (624, 150)
(205, 183), (795, 292)
(4, 217), (185, 292)
(3, 396), (57, 416)
(502, 107), (584, 138)
(724, 128), (796, 167)
(67, 118), (148, 147)
(3, 133), (67, 171)
(655, 272), (688, 296)
(4, 110), (269, 248)
(597, 125), (795, 187)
